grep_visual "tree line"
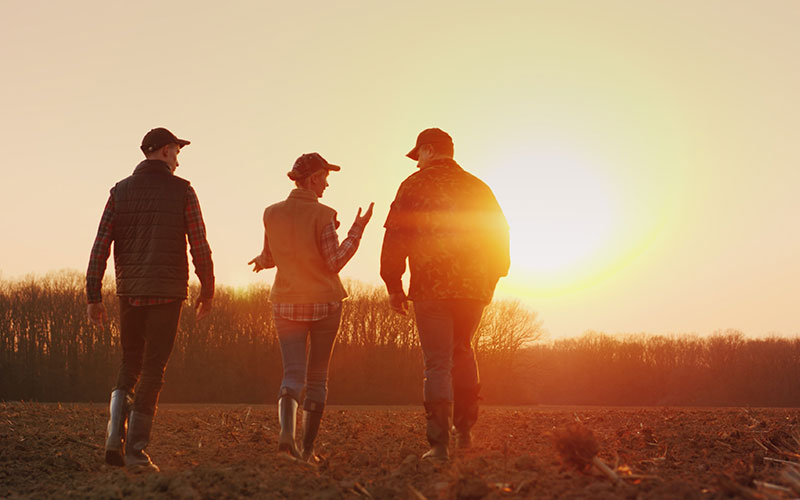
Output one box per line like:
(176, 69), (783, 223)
(2, 272), (799, 406)
(0, 272), (540, 404)
(521, 330), (800, 407)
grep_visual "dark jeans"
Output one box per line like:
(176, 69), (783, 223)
(274, 308), (342, 406)
(115, 299), (182, 416)
(414, 299), (485, 403)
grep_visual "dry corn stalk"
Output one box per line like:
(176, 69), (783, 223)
(753, 480), (791, 493)
(764, 456), (800, 467)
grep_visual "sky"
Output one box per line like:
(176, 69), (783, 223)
(1, 1), (799, 339)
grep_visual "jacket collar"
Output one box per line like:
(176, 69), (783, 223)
(288, 188), (319, 202)
(133, 160), (173, 175)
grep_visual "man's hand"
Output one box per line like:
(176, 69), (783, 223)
(87, 302), (107, 326)
(248, 255), (267, 273)
(195, 296), (213, 321)
(388, 292), (409, 315)
(354, 202), (375, 227)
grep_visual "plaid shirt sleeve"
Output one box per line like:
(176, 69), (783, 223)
(319, 219), (365, 274)
(86, 193), (115, 304)
(379, 226), (409, 296)
(185, 186), (215, 300)
(380, 194), (410, 296)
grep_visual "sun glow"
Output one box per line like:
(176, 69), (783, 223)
(485, 147), (625, 296)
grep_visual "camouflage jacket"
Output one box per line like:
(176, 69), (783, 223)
(380, 158), (510, 303)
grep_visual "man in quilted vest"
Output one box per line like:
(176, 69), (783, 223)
(381, 128), (510, 460)
(86, 127), (215, 471)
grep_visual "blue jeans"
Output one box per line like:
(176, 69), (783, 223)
(274, 308), (342, 407)
(414, 299), (485, 403)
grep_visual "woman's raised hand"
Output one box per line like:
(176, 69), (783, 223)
(354, 202), (375, 227)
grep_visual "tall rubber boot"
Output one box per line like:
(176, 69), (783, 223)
(301, 400), (324, 463)
(125, 411), (159, 471)
(104, 389), (132, 466)
(278, 393), (301, 459)
(453, 385), (479, 449)
(421, 401), (451, 461)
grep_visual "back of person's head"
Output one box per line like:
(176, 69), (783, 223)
(145, 145), (168, 160)
(293, 169), (326, 189)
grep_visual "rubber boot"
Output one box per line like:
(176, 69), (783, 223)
(421, 401), (451, 460)
(453, 385), (479, 449)
(278, 394), (301, 459)
(301, 400), (324, 463)
(125, 411), (159, 471)
(104, 389), (132, 466)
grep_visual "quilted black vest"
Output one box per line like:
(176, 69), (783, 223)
(112, 160), (190, 298)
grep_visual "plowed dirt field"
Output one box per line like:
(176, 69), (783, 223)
(2, 403), (800, 499)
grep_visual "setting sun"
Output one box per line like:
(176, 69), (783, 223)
(486, 146), (620, 295)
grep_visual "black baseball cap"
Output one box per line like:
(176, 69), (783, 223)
(287, 153), (341, 181)
(140, 127), (190, 154)
(406, 128), (453, 160)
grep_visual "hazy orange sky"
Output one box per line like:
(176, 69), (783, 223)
(2, 1), (799, 339)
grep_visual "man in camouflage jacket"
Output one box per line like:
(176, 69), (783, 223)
(380, 128), (510, 460)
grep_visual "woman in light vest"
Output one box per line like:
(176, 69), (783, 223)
(249, 152), (374, 461)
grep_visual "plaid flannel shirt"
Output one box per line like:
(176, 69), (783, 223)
(257, 220), (364, 321)
(86, 185), (214, 306)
